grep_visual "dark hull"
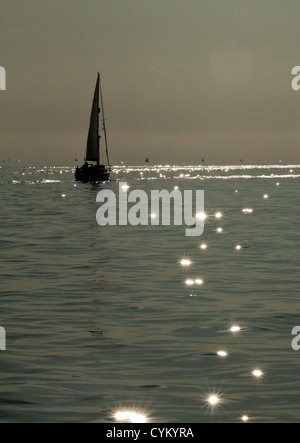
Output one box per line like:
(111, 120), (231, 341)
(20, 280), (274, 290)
(75, 165), (110, 182)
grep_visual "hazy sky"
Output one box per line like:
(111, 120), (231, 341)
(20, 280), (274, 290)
(1, 0), (300, 165)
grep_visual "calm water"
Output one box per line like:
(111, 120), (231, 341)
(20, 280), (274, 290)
(0, 163), (299, 423)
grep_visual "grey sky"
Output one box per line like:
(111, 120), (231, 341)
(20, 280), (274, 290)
(1, 0), (300, 164)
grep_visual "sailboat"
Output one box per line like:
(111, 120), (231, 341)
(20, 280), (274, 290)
(75, 73), (111, 182)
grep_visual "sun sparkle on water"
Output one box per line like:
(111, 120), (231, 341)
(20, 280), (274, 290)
(252, 368), (264, 379)
(241, 415), (249, 423)
(217, 351), (228, 358)
(206, 394), (221, 408)
(180, 258), (192, 267)
(196, 212), (207, 221)
(114, 409), (148, 423)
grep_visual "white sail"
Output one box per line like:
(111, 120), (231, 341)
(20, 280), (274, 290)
(85, 75), (100, 163)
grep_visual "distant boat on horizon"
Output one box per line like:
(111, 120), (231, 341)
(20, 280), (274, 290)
(75, 73), (111, 182)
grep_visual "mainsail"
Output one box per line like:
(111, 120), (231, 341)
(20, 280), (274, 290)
(85, 75), (100, 164)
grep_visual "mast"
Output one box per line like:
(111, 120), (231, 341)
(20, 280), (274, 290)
(97, 73), (100, 166)
(99, 74), (110, 167)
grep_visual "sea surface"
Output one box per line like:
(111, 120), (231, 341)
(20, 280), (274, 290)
(0, 163), (299, 423)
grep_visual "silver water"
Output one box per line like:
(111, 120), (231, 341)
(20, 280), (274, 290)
(0, 164), (299, 423)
